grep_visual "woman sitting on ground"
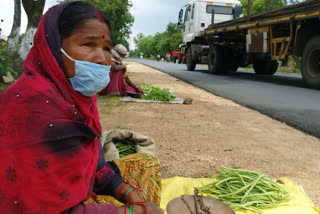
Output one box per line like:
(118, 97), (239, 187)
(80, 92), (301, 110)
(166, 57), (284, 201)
(99, 44), (144, 97)
(0, 1), (163, 213)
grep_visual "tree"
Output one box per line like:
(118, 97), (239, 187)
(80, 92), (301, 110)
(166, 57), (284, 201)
(19, 0), (45, 60)
(61, 0), (134, 50)
(7, 0), (21, 53)
(240, 0), (286, 16)
(132, 22), (183, 58)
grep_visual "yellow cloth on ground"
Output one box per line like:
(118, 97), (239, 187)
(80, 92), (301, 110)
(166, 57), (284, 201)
(160, 177), (320, 214)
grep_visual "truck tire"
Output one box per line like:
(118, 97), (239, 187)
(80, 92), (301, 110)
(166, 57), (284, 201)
(225, 47), (239, 72)
(253, 59), (278, 75)
(208, 45), (225, 74)
(173, 58), (177, 64)
(178, 54), (182, 64)
(186, 47), (196, 71)
(231, 65), (239, 72)
(301, 36), (320, 89)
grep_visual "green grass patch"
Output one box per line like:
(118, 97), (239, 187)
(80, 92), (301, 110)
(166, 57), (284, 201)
(126, 71), (134, 76)
(97, 96), (123, 114)
(0, 82), (12, 93)
(114, 125), (128, 129)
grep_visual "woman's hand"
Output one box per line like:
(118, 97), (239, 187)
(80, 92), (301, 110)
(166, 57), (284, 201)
(135, 86), (144, 94)
(123, 189), (145, 202)
(122, 65), (127, 74)
(134, 202), (164, 214)
(119, 202), (164, 214)
(122, 190), (164, 213)
(143, 202), (165, 214)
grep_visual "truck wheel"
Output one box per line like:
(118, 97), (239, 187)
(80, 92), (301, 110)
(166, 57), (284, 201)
(231, 65), (239, 72)
(301, 36), (320, 89)
(253, 60), (278, 75)
(208, 45), (225, 74)
(178, 54), (182, 64)
(186, 48), (196, 71)
(173, 58), (177, 64)
(225, 48), (239, 72)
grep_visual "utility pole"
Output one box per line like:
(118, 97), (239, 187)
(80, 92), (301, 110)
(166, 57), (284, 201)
(248, 0), (252, 21)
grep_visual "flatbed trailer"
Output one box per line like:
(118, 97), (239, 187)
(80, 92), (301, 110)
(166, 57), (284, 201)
(186, 0), (320, 88)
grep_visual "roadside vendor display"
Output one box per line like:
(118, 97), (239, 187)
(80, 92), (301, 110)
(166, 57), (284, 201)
(141, 84), (176, 102)
(163, 167), (319, 214)
(198, 167), (290, 214)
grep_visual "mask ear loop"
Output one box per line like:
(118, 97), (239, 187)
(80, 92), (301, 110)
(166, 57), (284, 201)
(61, 48), (75, 62)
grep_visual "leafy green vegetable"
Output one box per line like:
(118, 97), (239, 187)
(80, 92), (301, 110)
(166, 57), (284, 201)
(141, 84), (175, 102)
(199, 167), (290, 214)
(113, 139), (136, 158)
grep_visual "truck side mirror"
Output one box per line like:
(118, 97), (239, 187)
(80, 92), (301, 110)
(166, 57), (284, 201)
(234, 6), (243, 19)
(178, 9), (184, 25)
(211, 9), (215, 24)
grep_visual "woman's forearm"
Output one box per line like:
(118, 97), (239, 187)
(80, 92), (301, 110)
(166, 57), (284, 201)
(68, 203), (119, 214)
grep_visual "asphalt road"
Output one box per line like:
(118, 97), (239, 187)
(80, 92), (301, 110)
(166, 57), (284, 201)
(129, 58), (320, 139)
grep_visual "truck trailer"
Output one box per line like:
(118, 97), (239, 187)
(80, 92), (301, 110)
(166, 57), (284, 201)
(178, 0), (320, 89)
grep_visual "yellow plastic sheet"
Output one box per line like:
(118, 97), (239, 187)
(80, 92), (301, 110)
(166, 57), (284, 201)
(160, 177), (320, 214)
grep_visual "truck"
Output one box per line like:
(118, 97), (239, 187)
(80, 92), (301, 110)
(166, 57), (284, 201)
(172, 48), (186, 64)
(178, 0), (320, 89)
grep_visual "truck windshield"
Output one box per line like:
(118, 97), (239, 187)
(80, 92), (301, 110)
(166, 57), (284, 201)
(206, 5), (233, 15)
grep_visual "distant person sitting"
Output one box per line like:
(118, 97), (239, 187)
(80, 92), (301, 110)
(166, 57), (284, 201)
(99, 44), (143, 97)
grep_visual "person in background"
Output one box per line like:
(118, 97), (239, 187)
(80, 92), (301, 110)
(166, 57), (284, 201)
(99, 44), (143, 97)
(0, 1), (163, 213)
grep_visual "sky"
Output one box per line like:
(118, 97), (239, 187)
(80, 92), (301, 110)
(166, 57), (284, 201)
(0, 0), (189, 50)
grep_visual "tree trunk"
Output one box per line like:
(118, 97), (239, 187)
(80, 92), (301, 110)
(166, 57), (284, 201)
(8, 0), (21, 53)
(19, 0), (45, 60)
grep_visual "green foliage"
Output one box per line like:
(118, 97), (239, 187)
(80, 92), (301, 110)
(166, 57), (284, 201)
(240, 0), (286, 16)
(60, 0), (134, 49)
(0, 27), (17, 80)
(132, 22), (183, 58)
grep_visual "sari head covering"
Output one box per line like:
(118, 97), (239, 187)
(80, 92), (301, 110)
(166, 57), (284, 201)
(111, 44), (127, 64)
(0, 1), (107, 213)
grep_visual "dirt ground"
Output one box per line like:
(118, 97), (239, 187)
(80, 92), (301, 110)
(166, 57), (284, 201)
(97, 61), (320, 208)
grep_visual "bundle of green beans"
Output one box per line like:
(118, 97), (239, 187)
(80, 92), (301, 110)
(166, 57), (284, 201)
(198, 167), (290, 214)
(141, 84), (175, 102)
(113, 139), (136, 158)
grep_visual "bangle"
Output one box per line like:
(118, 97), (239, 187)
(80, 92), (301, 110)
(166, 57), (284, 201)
(116, 184), (131, 200)
(126, 201), (148, 214)
(120, 186), (134, 201)
(127, 205), (131, 214)
(126, 204), (135, 214)
(126, 200), (148, 204)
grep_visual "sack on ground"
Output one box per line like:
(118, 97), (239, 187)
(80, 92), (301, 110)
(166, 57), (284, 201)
(100, 129), (156, 161)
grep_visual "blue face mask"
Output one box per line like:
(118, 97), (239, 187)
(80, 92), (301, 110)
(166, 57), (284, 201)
(61, 48), (111, 97)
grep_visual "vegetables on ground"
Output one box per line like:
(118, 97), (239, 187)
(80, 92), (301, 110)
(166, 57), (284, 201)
(198, 167), (290, 214)
(141, 84), (175, 102)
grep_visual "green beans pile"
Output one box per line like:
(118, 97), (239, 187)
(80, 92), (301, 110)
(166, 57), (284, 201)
(141, 84), (175, 102)
(199, 167), (290, 214)
(113, 140), (136, 158)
